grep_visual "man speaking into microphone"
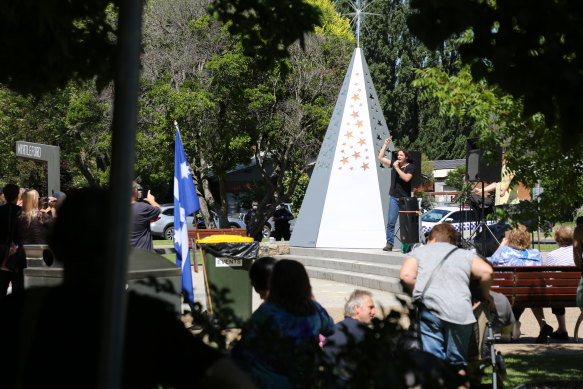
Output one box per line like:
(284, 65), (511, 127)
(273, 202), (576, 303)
(378, 136), (415, 251)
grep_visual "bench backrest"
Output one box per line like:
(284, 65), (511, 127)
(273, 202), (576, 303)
(492, 266), (581, 308)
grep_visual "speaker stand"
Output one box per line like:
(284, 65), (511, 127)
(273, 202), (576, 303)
(467, 182), (500, 256)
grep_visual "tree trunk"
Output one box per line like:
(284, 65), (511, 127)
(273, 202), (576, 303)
(196, 157), (216, 229)
(217, 175), (229, 228)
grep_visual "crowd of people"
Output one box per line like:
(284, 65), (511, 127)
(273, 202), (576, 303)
(0, 180), (582, 388)
(238, 254), (466, 388)
(0, 184), (65, 297)
(489, 222), (582, 342)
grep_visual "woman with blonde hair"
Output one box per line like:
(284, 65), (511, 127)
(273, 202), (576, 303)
(490, 225), (553, 343)
(17, 189), (53, 244)
(490, 225), (542, 266)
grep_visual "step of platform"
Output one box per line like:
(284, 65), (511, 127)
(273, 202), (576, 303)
(302, 265), (404, 294)
(278, 254), (401, 278)
(280, 247), (409, 293)
(289, 247), (406, 266)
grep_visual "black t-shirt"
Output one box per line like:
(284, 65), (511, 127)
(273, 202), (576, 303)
(389, 163), (415, 197)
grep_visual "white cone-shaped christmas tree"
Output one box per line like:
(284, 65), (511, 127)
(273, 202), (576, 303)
(290, 48), (394, 248)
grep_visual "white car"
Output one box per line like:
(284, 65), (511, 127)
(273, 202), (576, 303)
(421, 205), (495, 238)
(151, 204), (246, 240)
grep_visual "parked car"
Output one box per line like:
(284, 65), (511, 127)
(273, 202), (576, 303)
(151, 204), (246, 240)
(421, 205), (495, 239)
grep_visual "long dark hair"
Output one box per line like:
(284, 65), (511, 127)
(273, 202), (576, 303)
(267, 259), (315, 316)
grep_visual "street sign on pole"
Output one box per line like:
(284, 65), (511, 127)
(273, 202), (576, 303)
(15, 141), (60, 195)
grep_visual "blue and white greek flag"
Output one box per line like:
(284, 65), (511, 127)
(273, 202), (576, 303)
(174, 124), (200, 303)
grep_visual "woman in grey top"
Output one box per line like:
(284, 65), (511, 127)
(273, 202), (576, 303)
(400, 223), (493, 375)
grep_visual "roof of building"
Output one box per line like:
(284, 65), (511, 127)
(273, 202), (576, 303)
(430, 159), (465, 170)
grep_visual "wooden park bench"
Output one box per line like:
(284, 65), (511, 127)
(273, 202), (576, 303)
(492, 266), (583, 342)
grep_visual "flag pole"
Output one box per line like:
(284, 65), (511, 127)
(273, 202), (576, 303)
(173, 120), (199, 305)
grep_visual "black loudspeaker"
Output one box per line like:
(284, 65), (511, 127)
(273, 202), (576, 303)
(398, 197), (419, 244)
(473, 223), (508, 257)
(466, 139), (502, 182)
(391, 150), (422, 189)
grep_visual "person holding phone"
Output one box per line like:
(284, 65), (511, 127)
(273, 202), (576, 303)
(130, 181), (161, 252)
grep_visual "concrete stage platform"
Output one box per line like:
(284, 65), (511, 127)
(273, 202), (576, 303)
(277, 246), (408, 294)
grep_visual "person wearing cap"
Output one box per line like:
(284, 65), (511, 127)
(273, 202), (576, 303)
(130, 181), (161, 252)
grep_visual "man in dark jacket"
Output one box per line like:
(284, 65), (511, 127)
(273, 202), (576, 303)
(272, 204), (294, 241)
(244, 201), (263, 242)
(0, 184), (23, 297)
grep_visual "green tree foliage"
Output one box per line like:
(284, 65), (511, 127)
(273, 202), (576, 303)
(420, 154), (433, 188)
(243, 14), (353, 235)
(408, 0), (583, 150)
(208, 0), (323, 68)
(0, 0), (116, 94)
(286, 173), (310, 212)
(0, 0), (349, 229)
(0, 84), (111, 192)
(444, 165), (471, 205)
(1, 0), (324, 96)
(415, 65), (583, 227)
(139, 0), (352, 232)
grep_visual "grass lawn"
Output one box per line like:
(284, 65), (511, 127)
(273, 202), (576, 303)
(535, 243), (558, 252)
(481, 352), (583, 387)
(154, 239), (174, 246)
(161, 253), (176, 263)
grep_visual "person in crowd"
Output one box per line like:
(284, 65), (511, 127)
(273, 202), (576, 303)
(573, 219), (583, 309)
(232, 259), (334, 388)
(16, 188), (25, 207)
(271, 204), (294, 241)
(130, 181), (161, 252)
(545, 226), (575, 266)
(42, 196), (57, 217)
(249, 256), (277, 300)
(399, 223), (493, 376)
(323, 289), (375, 386)
(0, 187), (255, 389)
(489, 226), (553, 343)
(17, 189), (53, 245)
(490, 226), (542, 266)
(0, 187), (5, 206)
(378, 136), (415, 252)
(39, 196), (48, 211)
(51, 191), (67, 217)
(244, 201), (263, 242)
(489, 291), (516, 341)
(0, 184), (23, 297)
(542, 226), (575, 340)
